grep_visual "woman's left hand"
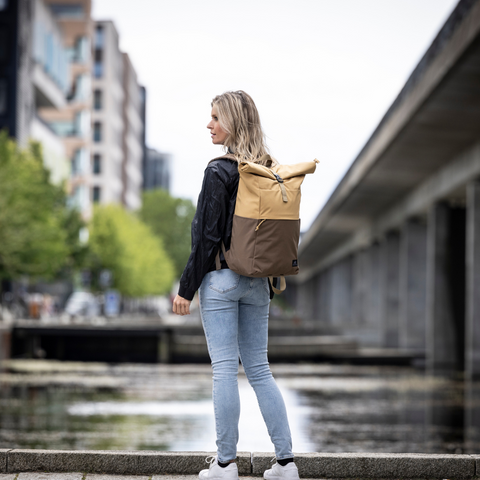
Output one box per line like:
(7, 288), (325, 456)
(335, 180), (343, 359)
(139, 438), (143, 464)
(173, 294), (191, 315)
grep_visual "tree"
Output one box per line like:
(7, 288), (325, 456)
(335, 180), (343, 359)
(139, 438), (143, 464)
(89, 204), (175, 296)
(0, 131), (71, 281)
(139, 189), (196, 278)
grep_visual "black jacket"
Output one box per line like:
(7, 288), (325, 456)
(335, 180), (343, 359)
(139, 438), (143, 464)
(178, 158), (239, 301)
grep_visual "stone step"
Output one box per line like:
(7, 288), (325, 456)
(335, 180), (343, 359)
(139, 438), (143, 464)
(1, 449), (477, 479)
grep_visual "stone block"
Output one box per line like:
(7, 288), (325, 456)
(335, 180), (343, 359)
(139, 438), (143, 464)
(134, 451), (251, 476)
(0, 450), (8, 473)
(0, 475), (16, 480)
(470, 455), (480, 478)
(17, 474), (83, 480)
(8, 450), (251, 476)
(9, 450), (136, 474)
(252, 452), (475, 478)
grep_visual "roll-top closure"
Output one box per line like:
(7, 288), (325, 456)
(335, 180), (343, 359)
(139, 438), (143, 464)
(239, 159), (319, 180)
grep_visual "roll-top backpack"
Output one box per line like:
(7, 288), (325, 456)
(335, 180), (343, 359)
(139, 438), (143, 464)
(215, 154), (319, 293)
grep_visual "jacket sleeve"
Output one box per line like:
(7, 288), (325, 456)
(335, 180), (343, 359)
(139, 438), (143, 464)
(178, 163), (230, 300)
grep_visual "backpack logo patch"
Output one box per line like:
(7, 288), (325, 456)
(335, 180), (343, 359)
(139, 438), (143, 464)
(292, 259), (298, 267)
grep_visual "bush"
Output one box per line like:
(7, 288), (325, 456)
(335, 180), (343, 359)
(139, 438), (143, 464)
(89, 204), (175, 296)
(0, 131), (71, 280)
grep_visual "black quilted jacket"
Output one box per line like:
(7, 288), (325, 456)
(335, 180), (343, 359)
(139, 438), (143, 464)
(178, 158), (239, 301)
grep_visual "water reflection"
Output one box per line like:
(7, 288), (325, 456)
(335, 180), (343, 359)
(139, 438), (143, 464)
(0, 361), (477, 453)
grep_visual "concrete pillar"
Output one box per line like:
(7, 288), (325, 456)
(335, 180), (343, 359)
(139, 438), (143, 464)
(311, 274), (321, 320)
(331, 257), (353, 329)
(296, 277), (315, 321)
(352, 249), (369, 327)
(426, 202), (466, 373)
(466, 181), (480, 380)
(314, 270), (329, 325)
(465, 377), (480, 452)
(368, 243), (383, 346)
(0, 325), (11, 363)
(381, 232), (400, 348)
(399, 219), (427, 350)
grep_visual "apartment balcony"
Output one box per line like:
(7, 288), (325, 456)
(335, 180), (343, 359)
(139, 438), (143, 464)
(33, 62), (66, 110)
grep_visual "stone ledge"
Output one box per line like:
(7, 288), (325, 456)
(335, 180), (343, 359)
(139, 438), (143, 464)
(4, 450), (478, 478)
(0, 450), (9, 473)
(252, 452), (475, 479)
(7, 450), (251, 476)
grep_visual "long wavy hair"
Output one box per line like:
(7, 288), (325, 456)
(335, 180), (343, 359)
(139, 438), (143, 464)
(211, 91), (277, 167)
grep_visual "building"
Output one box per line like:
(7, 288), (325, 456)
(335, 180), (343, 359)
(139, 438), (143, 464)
(40, 0), (93, 214)
(143, 147), (171, 192)
(0, 0), (70, 184)
(90, 21), (144, 211)
(293, 0), (480, 377)
(1, 1), (146, 217)
(120, 51), (144, 210)
(140, 87), (172, 193)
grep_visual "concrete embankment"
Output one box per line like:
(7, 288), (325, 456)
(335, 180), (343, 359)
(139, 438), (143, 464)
(0, 449), (478, 478)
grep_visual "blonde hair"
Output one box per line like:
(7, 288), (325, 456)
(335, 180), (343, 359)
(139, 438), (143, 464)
(211, 91), (277, 167)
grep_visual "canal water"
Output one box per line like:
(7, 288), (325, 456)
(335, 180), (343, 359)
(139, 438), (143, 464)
(0, 360), (477, 453)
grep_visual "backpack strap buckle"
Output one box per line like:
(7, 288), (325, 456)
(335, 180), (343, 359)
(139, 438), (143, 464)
(272, 173), (288, 202)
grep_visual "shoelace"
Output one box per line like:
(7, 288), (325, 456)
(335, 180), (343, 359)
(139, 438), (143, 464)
(205, 455), (218, 467)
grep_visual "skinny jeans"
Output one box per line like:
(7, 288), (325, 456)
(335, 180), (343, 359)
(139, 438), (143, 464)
(199, 269), (293, 463)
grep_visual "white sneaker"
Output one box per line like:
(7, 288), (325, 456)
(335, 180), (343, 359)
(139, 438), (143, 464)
(199, 455), (239, 480)
(264, 461), (300, 480)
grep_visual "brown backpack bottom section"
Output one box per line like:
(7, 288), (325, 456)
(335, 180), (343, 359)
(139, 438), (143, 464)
(224, 214), (300, 278)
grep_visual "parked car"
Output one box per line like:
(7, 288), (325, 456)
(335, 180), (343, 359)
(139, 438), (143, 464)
(65, 292), (99, 318)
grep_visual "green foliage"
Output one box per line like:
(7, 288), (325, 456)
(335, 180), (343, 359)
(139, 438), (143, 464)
(139, 189), (196, 278)
(89, 204), (175, 296)
(0, 131), (75, 280)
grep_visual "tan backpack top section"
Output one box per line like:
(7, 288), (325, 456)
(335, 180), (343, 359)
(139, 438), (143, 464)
(235, 160), (318, 220)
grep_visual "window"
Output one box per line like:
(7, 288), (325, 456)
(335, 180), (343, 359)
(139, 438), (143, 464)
(94, 26), (104, 78)
(92, 186), (101, 203)
(71, 150), (80, 175)
(94, 49), (103, 78)
(76, 36), (89, 63)
(0, 31), (8, 62)
(49, 120), (75, 136)
(50, 4), (84, 17)
(93, 122), (102, 142)
(93, 154), (101, 174)
(95, 25), (104, 49)
(0, 79), (7, 115)
(94, 62), (103, 78)
(94, 89), (102, 110)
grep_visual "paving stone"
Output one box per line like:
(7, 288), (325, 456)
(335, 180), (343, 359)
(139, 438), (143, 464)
(252, 452), (475, 478)
(17, 474), (83, 480)
(151, 476), (198, 480)
(151, 477), (258, 480)
(0, 475), (16, 480)
(87, 476), (150, 480)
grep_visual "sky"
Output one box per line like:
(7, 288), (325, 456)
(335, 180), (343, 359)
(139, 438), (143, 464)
(92, 0), (459, 231)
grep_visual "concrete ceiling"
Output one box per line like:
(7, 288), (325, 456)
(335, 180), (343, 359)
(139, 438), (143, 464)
(299, 1), (480, 268)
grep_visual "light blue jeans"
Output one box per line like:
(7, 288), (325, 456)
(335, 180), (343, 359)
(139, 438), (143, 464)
(199, 269), (293, 463)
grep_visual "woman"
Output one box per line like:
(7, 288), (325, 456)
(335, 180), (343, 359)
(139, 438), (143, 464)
(173, 91), (299, 480)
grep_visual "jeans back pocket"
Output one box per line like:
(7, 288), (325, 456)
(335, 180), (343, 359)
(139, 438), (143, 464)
(208, 269), (241, 294)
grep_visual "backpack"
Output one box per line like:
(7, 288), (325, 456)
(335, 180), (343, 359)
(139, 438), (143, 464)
(214, 154), (319, 294)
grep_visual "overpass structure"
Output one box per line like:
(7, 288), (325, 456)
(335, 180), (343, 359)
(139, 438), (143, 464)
(293, 0), (480, 376)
